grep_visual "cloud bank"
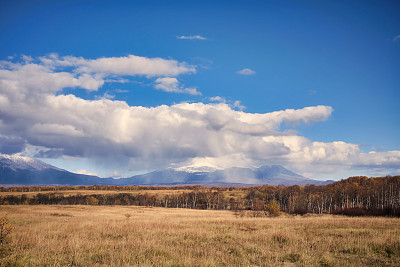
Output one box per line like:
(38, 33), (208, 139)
(0, 54), (399, 179)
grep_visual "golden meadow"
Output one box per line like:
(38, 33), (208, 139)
(1, 205), (399, 266)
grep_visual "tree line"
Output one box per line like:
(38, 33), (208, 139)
(0, 184), (207, 192)
(1, 176), (399, 216)
(246, 176), (400, 216)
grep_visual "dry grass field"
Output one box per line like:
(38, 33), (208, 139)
(1, 205), (399, 266)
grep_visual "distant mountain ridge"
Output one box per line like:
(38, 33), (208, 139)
(0, 154), (106, 186)
(127, 165), (327, 186)
(0, 154), (332, 186)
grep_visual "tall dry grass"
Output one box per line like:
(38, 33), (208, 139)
(0, 205), (399, 266)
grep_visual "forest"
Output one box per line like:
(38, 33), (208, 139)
(1, 175), (399, 216)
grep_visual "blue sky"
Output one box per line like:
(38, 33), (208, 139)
(0, 0), (399, 180)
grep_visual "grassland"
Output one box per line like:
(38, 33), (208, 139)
(1, 205), (399, 266)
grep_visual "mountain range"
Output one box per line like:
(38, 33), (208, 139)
(0, 154), (332, 186)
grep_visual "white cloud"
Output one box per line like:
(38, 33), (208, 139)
(0, 62), (104, 97)
(78, 55), (195, 77)
(0, 64), (334, 168)
(393, 34), (400, 42)
(0, 54), (399, 180)
(237, 68), (256, 75)
(74, 169), (99, 176)
(35, 53), (195, 77)
(177, 35), (207, 40)
(0, 54), (196, 97)
(209, 96), (226, 102)
(154, 77), (201, 95)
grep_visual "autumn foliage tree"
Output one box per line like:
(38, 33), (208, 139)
(0, 218), (14, 246)
(265, 199), (281, 217)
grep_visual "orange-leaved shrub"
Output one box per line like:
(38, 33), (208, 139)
(0, 218), (14, 245)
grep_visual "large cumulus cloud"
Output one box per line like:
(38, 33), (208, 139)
(0, 54), (399, 179)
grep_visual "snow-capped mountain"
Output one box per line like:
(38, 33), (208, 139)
(0, 154), (107, 186)
(0, 154), (61, 171)
(174, 166), (218, 173)
(0, 154), (331, 186)
(125, 165), (328, 186)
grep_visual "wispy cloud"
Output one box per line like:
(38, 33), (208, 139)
(209, 96), (226, 102)
(308, 89), (317, 95)
(371, 146), (387, 152)
(115, 89), (129, 93)
(232, 100), (245, 111)
(95, 92), (115, 100)
(177, 35), (207, 40)
(393, 34), (400, 42)
(237, 68), (256, 75)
